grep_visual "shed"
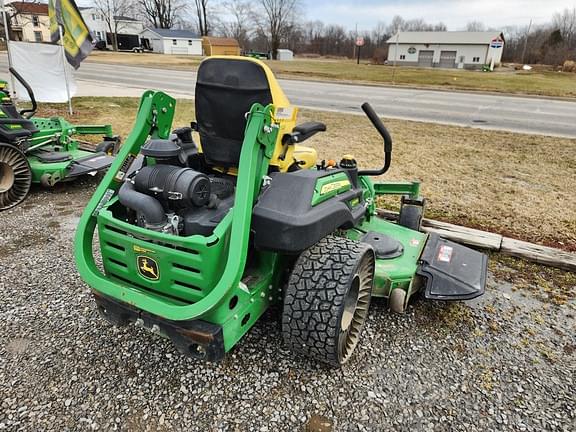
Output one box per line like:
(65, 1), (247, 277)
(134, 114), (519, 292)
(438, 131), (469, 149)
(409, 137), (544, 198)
(277, 49), (293, 61)
(386, 31), (505, 69)
(202, 37), (240, 56)
(140, 28), (202, 55)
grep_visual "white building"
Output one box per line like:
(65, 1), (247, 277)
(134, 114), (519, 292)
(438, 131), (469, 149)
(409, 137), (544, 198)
(140, 28), (202, 55)
(387, 32), (505, 69)
(79, 7), (144, 49)
(277, 49), (293, 61)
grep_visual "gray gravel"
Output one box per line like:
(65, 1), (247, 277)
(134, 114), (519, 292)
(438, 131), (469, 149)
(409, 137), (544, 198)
(0, 179), (575, 431)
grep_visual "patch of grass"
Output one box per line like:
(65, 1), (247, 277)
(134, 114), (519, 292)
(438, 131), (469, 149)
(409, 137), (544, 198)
(88, 51), (576, 98)
(490, 255), (576, 302)
(35, 97), (576, 252)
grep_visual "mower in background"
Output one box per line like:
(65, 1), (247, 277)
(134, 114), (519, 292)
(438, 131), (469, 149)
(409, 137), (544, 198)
(0, 68), (119, 210)
(75, 57), (487, 367)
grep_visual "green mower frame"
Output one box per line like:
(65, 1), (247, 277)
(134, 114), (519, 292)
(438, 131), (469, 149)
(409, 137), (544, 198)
(75, 57), (487, 366)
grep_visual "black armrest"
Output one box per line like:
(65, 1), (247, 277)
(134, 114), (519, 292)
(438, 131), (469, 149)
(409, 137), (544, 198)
(286, 121), (326, 144)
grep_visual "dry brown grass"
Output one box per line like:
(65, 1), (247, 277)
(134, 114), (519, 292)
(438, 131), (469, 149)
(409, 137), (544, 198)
(36, 97), (576, 250)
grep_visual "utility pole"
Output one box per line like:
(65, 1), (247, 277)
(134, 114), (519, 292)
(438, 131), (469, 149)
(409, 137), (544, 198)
(520, 19), (532, 65)
(353, 22), (357, 59)
(0, 0), (16, 98)
(391, 32), (400, 85)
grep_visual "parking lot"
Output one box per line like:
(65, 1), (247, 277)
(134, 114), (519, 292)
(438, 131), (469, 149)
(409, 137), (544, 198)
(0, 180), (574, 431)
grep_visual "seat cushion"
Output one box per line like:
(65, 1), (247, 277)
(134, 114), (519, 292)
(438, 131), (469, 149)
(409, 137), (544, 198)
(195, 58), (273, 167)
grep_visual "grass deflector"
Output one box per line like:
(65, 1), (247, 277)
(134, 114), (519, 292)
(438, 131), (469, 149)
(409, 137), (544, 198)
(75, 57), (487, 366)
(0, 68), (119, 210)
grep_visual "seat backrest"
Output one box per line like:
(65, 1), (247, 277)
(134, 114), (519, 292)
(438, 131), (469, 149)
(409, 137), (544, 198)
(195, 57), (274, 167)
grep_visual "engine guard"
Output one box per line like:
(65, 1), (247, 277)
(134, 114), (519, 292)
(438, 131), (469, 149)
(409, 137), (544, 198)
(417, 234), (487, 301)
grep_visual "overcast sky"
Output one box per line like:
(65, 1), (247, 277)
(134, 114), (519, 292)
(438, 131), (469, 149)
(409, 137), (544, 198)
(304, 0), (575, 31)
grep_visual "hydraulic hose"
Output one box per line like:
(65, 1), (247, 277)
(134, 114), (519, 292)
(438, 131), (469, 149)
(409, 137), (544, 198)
(118, 181), (165, 226)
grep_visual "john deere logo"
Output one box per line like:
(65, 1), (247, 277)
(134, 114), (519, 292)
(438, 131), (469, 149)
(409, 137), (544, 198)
(137, 256), (159, 280)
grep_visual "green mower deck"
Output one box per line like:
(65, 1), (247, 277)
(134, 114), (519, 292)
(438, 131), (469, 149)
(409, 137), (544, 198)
(0, 69), (118, 210)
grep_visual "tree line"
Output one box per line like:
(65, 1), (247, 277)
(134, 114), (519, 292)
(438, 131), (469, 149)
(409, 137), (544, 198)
(94, 0), (576, 64)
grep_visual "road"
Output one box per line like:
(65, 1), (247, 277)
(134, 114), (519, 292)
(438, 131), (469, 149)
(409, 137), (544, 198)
(2, 57), (575, 138)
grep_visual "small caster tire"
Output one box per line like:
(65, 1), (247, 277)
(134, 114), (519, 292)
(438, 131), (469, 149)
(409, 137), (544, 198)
(389, 288), (407, 314)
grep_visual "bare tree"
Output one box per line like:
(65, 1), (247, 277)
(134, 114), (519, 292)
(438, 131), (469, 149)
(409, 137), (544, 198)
(138, 0), (185, 29)
(465, 20), (486, 32)
(255, 0), (300, 59)
(553, 7), (576, 47)
(92, 0), (134, 50)
(216, 0), (252, 46)
(194, 0), (209, 36)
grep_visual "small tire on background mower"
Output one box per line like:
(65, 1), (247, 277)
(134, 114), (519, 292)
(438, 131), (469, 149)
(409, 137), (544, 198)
(0, 143), (32, 211)
(282, 235), (375, 366)
(398, 204), (423, 231)
(389, 288), (407, 314)
(95, 140), (116, 156)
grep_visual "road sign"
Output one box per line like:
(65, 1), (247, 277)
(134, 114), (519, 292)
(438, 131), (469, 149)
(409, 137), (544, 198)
(355, 37), (365, 47)
(490, 38), (503, 49)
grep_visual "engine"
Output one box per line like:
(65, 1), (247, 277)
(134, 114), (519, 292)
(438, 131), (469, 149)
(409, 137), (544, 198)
(117, 129), (235, 236)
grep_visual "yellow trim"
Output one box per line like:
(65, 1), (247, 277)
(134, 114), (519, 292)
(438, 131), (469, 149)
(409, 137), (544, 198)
(320, 180), (350, 195)
(196, 56), (313, 172)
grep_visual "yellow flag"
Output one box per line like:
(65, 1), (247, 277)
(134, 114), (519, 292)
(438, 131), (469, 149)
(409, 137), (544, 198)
(48, 0), (94, 69)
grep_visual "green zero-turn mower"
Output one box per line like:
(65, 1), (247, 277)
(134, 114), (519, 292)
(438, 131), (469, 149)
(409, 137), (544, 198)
(0, 67), (119, 211)
(75, 56), (487, 366)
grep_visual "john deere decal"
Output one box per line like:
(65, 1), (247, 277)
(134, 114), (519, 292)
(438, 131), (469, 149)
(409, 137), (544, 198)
(137, 256), (160, 280)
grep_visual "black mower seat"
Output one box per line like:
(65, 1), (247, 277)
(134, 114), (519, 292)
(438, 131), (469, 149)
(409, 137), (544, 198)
(35, 151), (72, 163)
(195, 58), (273, 168)
(0, 103), (39, 140)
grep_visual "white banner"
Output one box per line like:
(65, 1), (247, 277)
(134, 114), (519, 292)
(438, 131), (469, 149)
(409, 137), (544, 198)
(9, 41), (77, 103)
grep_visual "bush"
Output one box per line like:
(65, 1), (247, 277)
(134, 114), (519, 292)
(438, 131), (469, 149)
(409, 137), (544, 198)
(372, 48), (387, 65)
(562, 60), (576, 73)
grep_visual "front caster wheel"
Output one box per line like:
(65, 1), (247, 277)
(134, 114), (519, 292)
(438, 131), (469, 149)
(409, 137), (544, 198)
(389, 288), (407, 314)
(282, 235), (375, 366)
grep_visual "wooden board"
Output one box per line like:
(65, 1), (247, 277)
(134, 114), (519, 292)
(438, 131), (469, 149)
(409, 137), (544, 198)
(376, 209), (502, 250)
(501, 237), (576, 272)
(376, 208), (576, 271)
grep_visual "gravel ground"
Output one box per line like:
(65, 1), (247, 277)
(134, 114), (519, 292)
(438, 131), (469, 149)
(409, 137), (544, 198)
(0, 180), (574, 432)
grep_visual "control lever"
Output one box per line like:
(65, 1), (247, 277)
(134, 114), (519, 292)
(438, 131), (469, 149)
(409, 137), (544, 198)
(358, 102), (392, 176)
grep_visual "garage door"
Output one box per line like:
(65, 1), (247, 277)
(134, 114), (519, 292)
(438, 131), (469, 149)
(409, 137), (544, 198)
(418, 50), (434, 67)
(439, 51), (457, 68)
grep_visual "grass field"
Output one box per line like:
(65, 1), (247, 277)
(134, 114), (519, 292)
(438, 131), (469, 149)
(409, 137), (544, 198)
(38, 96), (576, 251)
(88, 51), (576, 98)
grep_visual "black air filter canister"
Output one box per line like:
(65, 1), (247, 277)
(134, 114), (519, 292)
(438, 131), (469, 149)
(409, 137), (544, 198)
(134, 165), (211, 208)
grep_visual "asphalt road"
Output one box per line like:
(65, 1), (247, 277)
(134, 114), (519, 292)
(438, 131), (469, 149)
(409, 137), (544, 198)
(2, 57), (576, 138)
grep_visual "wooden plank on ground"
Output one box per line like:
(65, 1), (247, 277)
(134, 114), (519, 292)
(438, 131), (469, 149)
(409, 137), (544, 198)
(422, 220), (503, 250)
(376, 209), (503, 250)
(376, 208), (576, 271)
(500, 237), (576, 272)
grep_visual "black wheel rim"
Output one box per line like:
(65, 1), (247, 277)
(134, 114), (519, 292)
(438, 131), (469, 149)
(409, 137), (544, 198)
(0, 144), (32, 210)
(338, 251), (374, 363)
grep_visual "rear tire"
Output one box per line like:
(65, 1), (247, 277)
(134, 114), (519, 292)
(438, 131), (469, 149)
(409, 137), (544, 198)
(0, 143), (32, 211)
(282, 235), (375, 366)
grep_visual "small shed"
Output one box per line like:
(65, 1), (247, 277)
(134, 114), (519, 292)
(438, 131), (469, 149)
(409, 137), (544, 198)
(140, 28), (202, 55)
(202, 37), (240, 56)
(277, 49), (293, 61)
